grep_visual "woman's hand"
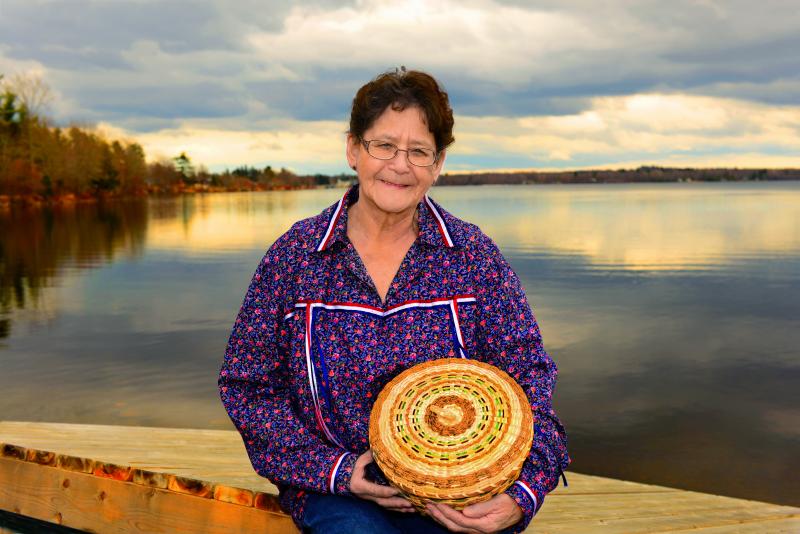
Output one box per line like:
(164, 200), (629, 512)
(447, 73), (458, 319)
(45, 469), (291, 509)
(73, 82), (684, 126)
(349, 450), (415, 513)
(426, 494), (523, 533)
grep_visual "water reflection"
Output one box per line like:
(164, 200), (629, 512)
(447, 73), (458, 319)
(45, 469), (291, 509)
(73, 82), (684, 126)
(0, 200), (148, 339)
(145, 191), (340, 255)
(436, 182), (800, 271)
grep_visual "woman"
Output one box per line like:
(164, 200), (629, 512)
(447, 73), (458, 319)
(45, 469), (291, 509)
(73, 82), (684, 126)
(219, 69), (569, 534)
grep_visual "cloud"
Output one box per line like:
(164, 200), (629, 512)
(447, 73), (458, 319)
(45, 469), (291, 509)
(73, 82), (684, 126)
(247, 1), (601, 85)
(0, 0), (238, 60)
(117, 119), (349, 173)
(0, 45), (46, 78)
(244, 0), (800, 111)
(97, 91), (800, 173)
(2, 0), (799, 171)
(449, 93), (800, 170)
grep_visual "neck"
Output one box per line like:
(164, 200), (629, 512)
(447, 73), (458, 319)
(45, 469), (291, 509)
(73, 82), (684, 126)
(347, 196), (419, 246)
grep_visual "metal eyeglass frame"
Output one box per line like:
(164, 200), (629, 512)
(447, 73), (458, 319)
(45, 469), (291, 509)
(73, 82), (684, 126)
(360, 138), (440, 167)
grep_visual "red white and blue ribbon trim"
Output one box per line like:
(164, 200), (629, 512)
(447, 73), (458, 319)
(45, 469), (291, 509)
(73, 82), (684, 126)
(284, 295), (476, 321)
(328, 451), (351, 494)
(514, 480), (539, 514)
(315, 189), (455, 251)
(424, 194), (454, 248)
(316, 195), (346, 252)
(303, 305), (345, 448)
(288, 296), (475, 446)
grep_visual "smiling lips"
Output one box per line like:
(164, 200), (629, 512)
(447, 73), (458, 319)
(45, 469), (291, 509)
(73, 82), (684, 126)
(378, 178), (410, 189)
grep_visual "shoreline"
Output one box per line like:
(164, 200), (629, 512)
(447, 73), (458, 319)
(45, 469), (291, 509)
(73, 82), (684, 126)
(3, 175), (799, 209)
(0, 183), (322, 209)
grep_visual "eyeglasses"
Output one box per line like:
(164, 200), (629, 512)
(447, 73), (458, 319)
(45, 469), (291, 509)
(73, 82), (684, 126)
(360, 138), (439, 167)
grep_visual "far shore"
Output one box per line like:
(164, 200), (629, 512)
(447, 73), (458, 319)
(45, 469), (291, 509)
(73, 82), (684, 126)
(2, 166), (799, 209)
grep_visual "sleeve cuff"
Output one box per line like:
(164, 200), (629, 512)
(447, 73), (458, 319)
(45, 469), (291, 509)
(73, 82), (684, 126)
(331, 452), (358, 494)
(505, 481), (545, 532)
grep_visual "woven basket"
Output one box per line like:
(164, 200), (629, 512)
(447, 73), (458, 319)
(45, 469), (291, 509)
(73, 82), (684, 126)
(369, 358), (533, 510)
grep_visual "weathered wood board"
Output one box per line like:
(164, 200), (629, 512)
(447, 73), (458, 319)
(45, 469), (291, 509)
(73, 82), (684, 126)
(1, 421), (798, 533)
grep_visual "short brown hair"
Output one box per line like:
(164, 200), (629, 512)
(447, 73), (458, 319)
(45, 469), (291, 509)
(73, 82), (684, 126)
(349, 68), (455, 153)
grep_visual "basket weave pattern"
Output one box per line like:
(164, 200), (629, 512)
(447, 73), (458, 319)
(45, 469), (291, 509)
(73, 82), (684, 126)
(369, 358), (534, 509)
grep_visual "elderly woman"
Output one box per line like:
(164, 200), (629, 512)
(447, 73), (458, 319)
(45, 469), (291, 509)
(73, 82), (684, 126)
(219, 69), (569, 534)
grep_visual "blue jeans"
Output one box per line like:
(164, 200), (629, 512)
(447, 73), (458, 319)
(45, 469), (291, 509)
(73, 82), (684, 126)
(301, 494), (451, 534)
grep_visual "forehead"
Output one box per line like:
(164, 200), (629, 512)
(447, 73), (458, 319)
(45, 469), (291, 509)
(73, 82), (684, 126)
(365, 105), (435, 146)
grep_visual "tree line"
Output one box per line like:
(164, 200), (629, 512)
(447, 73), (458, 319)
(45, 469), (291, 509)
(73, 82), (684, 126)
(0, 73), (353, 202)
(1, 73), (152, 198)
(438, 166), (800, 186)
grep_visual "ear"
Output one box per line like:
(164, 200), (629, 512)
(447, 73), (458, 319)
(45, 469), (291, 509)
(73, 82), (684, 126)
(346, 134), (360, 170)
(431, 149), (447, 183)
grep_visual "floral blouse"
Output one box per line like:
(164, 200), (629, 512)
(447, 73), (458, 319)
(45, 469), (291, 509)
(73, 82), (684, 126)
(219, 185), (570, 532)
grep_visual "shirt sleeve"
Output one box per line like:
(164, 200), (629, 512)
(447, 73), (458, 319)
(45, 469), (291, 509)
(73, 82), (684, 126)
(472, 238), (570, 532)
(218, 246), (354, 495)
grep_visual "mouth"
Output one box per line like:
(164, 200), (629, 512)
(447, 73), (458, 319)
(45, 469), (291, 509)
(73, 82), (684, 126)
(377, 178), (411, 189)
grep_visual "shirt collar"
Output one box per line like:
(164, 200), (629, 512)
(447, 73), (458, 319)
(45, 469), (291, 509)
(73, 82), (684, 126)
(314, 185), (457, 253)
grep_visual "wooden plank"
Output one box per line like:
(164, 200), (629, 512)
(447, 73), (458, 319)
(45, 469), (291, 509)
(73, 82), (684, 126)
(8, 450), (276, 515)
(548, 473), (681, 495)
(533, 491), (800, 533)
(665, 517), (800, 533)
(0, 422), (278, 494)
(2, 421), (799, 534)
(0, 457), (298, 534)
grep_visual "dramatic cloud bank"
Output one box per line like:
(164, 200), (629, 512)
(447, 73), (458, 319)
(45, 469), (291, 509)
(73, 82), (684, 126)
(2, 0), (798, 172)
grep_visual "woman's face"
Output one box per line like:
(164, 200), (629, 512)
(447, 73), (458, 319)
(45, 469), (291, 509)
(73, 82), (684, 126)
(347, 105), (445, 217)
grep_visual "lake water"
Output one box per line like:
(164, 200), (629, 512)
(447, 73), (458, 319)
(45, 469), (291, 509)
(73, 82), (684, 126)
(1, 182), (798, 507)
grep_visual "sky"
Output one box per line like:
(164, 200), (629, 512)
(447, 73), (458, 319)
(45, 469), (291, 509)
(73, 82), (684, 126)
(1, 0), (799, 174)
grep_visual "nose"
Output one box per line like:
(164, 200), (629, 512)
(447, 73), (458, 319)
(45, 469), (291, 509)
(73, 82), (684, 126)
(387, 148), (413, 171)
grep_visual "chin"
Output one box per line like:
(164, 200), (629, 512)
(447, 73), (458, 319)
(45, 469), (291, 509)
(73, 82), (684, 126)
(371, 189), (421, 214)
(373, 197), (417, 215)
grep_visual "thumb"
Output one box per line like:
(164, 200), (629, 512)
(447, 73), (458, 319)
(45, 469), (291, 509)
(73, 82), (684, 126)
(461, 498), (497, 518)
(354, 449), (373, 469)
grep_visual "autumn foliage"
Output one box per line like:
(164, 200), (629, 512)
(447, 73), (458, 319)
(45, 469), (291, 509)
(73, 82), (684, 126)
(0, 73), (351, 203)
(1, 75), (149, 200)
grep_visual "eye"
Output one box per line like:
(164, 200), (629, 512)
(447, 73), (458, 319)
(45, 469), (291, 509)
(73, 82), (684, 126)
(410, 148), (430, 157)
(374, 142), (395, 149)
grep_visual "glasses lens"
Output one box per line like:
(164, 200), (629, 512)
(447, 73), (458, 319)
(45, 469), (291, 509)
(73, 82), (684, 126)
(407, 148), (436, 167)
(364, 140), (437, 166)
(367, 141), (397, 160)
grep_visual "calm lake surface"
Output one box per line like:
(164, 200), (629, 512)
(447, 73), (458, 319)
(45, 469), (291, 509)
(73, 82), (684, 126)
(1, 182), (798, 506)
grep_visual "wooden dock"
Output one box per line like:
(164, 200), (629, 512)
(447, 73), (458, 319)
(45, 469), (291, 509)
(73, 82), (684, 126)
(1, 421), (798, 533)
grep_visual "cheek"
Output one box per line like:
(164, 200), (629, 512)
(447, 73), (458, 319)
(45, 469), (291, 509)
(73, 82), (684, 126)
(360, 154), (383, 172)
(418, 172), (437, 189)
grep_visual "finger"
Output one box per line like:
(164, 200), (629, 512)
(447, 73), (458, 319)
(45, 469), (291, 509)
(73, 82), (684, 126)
(384, 502), (416, 513)
(360, 482), (401, 498)
(434, 503), (488, 532)
(427, 503), (483, 533)
(461, 498), (496, 518)
(426, 504), (463, 532)
(350, 479), (400, 499)
(373, 496), (414, 509)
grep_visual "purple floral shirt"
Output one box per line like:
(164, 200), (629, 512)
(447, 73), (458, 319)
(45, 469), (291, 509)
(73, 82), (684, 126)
(219, 185), (570, 532)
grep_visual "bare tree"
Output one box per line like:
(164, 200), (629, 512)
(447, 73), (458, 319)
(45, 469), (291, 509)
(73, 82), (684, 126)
(6, 72), (54, 119)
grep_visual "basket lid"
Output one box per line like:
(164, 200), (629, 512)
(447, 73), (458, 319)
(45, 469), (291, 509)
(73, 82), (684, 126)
(369, 358), (534, 508)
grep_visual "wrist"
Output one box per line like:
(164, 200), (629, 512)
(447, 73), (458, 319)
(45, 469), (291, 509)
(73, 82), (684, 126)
(504, 482), (542, 531)
(332, 452), (358, 494)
